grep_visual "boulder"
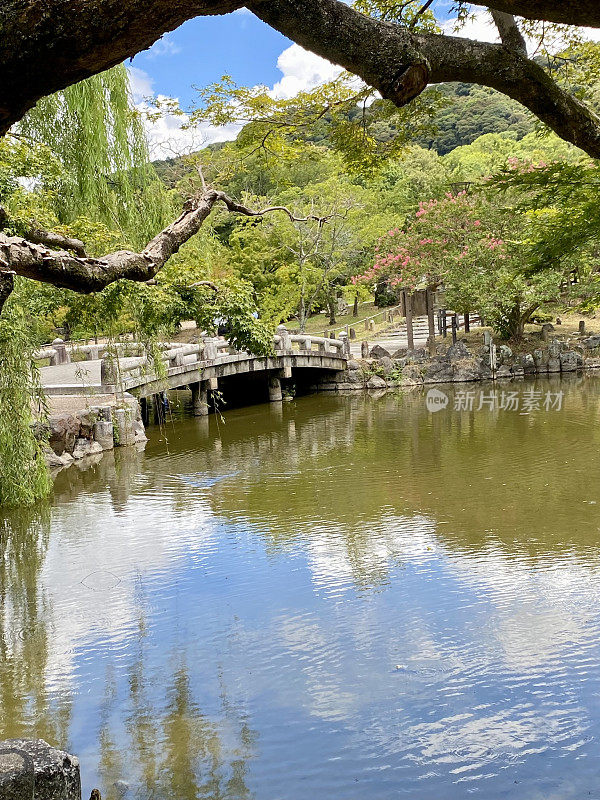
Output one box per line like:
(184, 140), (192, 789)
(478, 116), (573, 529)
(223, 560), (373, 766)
(533, 349), (548, 373)
(75, 409), (97, 438)
(390, 347), (408, 360)
(378, 356), (394, 375)
(72, 438), (103, 460)
(453, 359), (481, 382)
(0, 739), (80, 800)
(366, 375), (387, 390)
(520, 353), (536, 374)
(423, 359), (454, 383)
(583, 334), (600, 350)
(48, 414), (80, 456)
(400, 364), (424, 385)
(346, 369), (363, 384)
(446, 341), (470, 361)
(560, 350), (583, 372)
(346, 360), (361, 371)
(397, 348), (428, 363)
(93, 420), (114, 451)
(112, 407), (136, 446)
(369, 344), (391, 359)
(497, 344), (513, 363)
(541, 322), (555, 341)
(0, 747), (34, 800)
(495, 365), (513, 379)
(132, 421), (148, 443)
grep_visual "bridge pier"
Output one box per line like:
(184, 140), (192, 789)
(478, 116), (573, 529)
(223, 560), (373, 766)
(190, 381), (209, 416)
(140, 396), (150, 426)
(268, 375), (283, 402)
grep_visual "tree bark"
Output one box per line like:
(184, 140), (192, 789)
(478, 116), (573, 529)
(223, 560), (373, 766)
(0, 273), (14, 316)
(489, 11), (527, 55)
(1, 0), (600, 160)
(484, 1), (600, 27)
(248, 0), (600, 158)
(0, 0), (244, 135)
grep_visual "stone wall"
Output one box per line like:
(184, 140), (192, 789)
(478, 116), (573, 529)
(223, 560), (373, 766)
(319, 335), (598, 392)
(38, 396), (147, 472)
(0, 739), (80, 800)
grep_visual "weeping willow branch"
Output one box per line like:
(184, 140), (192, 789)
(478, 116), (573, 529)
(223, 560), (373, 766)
(0, 189), (334, 305)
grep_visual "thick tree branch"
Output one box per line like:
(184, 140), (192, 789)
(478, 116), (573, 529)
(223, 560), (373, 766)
(0, 0), (244, 136)
(484, 1), (600, 28)
(1, 0), (600, 161)
(27, 228), (87, 257)
(490, 11), (528, 55)
(248, 0), (600, 158)
(0, 190), (333, 296)
(0, 273), (14, 315)
(0, 205), (88, 255)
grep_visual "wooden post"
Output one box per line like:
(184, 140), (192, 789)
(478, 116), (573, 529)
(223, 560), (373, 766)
(426, 287), (436, 356)
(404, 289), (414, 351)
(451, 315), (457, 344)
(579, 319), (586, 336)
(464, 313), (470, 333)
(442, 310), (447, 338)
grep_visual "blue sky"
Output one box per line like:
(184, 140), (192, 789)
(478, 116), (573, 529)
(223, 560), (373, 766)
(131, 10), (292, 110)
(127, 3), (471, 156)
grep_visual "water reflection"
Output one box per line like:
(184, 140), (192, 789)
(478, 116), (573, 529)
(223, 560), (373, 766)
(1, 377), (600, 799)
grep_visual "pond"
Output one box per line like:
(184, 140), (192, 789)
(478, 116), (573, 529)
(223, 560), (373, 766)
(2, 376), (600, 799)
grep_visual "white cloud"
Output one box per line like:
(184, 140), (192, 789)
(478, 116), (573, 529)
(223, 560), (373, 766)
(128, 66), (154, 104)
(441, 6), (498, 43)
(271, 44), (342, 99)
(128, 67), (242, 159)
(145, 34), (182, 59)
(129, 43), (343, 159)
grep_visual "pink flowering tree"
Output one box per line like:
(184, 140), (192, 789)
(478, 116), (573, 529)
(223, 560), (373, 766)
(353, 192), (564, 340)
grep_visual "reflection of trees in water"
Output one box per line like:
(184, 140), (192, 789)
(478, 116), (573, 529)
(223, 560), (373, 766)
(0, 505), (72, 743)
(98, 614), (257, 800)
(62, 381), (600, 591)
(145, 379), (600, 577)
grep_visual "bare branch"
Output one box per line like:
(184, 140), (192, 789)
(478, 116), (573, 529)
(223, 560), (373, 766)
(0, 206), (88, 256)
(409, 0), (435, 29)
(189, 280), (219, 291)
(0, 190), (336, 298)
(27, 227), (88, 257)
(215, 192), (336, 226)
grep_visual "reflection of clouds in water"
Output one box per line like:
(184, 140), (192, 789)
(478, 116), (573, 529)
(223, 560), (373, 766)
(443, 546), (600, 670)
(39, 489), (217, 692)
(228, 516), (599, 775)
(175, 471), (241, 489)
(306, 513), (438, 596)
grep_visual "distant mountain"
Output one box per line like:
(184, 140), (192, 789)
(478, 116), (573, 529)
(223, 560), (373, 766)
(151, 82), (535, 176)
(413, 83), (533, 154)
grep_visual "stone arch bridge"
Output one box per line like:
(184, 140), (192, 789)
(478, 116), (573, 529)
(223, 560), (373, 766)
(38, 326), (350, 415)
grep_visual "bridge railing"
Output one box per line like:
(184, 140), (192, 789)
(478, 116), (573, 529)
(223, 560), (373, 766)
(90, 326), (347, 390)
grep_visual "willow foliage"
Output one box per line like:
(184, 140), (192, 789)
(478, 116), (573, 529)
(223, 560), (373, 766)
(0, 309), (52, 506)
(20, 64), (172, 248)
